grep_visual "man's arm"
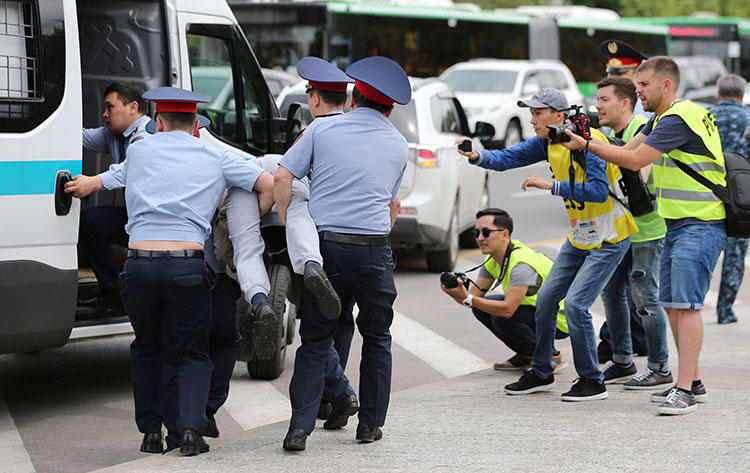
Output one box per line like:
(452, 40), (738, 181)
(456, 136), (549, 171)
(441, 277), (527, 319)
(274, 166), (295, 225)
(562, 129), (661, 171)
(82, 127), (110, 153)
(389, 195), (400, 230)
(64, 174), (103, 197)
(254, 171), (275, 216)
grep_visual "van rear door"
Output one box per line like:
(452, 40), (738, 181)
(0, 0), (82, 353)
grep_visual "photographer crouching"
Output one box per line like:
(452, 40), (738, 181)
(440, 208), (569, 372)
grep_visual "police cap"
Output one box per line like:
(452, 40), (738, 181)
(599, 40), (648, 74)
(297, 56), (353, 93)
(143, 86), (209, 114)
(346, 56), (411, 106)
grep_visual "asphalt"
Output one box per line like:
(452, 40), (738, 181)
(94, 306), (750, 473)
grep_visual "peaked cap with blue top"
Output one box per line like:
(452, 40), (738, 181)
(346, 56), (411, 106)
(143, 87), (209, 113)
(297, 56), (353, 93)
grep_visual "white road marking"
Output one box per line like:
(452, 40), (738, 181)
(222, 378), (290, 431)
(390, 310), (491, 378)
(0, 395), (35, 473)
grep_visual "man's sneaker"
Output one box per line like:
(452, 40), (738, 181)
(552, 353), (568, 372)
(651, 383), (708, 403)
(657, 387), (697, 415)
(560, 378), (608, 401)
(601, 360), (637, 384)
(623, 368), (673, 390)
(504, 370), (555, 395)
(493, 354), (531, 371)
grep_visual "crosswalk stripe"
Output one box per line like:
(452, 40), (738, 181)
(0, 395), (35, 473)
(222, 378), (290, 431)
(390, 310), (491, 378)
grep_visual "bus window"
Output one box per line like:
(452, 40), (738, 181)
(0, 0), (65, 132)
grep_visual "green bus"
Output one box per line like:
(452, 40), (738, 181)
(230, 1), (670, 95)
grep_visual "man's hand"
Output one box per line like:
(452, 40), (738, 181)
(64, 174), (103, 198)
(454, 136), (479, 161)
(441, 278), (469, 305)
(560, 129), (588, 150)
(521, 175), (553, 191)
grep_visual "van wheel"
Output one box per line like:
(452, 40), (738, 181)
(504, 120), (522, 148)
(426, 204), (459, 272)
(459, 179), (489, 248)
(246, 263), (290, 380)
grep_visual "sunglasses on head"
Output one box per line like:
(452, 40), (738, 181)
(473, 227), (503, 239)
(305, 87), (316, 95)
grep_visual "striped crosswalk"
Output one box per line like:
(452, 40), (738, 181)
(0, 396), (35, 473)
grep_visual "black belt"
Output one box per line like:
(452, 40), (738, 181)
(320, 231), (389, 246)
(127, 249), (204, 259)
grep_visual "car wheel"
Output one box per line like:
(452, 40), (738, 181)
(426, 203), (459, 272)
(246, 263), (289, 380)
(459, 178), (489, 248)
(504, 120), (522, 149)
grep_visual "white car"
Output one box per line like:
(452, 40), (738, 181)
(388, 78), (493, 272)
(276, 77), (494, 272)
(440, 59), (584, 148)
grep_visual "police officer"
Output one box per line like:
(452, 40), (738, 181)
(119, 87), (273, 454)
(599, 39), (652, 120)
(275, 56), (410, 450)
(66, 81), (150, 314)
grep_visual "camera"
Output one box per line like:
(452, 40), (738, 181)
(440, 271), (470, 289)
(546, 104), (591, 145)
(458, 139), (472, 153)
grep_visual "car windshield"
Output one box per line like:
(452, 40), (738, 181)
(388, 101), (419, 143)
(442, 70), (518, 93)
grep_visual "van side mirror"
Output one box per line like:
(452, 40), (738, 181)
(284, 103), (313, 150)
(472, 121), (496, 144)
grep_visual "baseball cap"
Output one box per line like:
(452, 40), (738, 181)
(517, 88), (569, 111)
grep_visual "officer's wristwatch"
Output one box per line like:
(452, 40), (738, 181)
(462, 294), (474, 308)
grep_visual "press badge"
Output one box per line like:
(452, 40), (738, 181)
(571, 219), (600, 244)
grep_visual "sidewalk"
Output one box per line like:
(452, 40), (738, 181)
(95, 309), (750, 473)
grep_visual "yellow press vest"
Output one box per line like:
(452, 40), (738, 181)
(651, 100), (726, 221)
(483, 240), (568, 334)
(547, 128), (638, 249)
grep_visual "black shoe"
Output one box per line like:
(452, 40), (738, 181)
(323, 394), (359, 430)
(304, 262), (341, 320)
(252, 300), (281, 360)
(204, 412), (219, 438)
(317, 401), (333, 420)
(504, 369), (555, 395)
(355, 423), (383, 443)
(139, 432), (163, 454)
(283, 428), (308, 451)
(561, 378), (608, 402)
(78, 291), (125, 314)
(179, 428), (209, 456)
(601, 360), (637, 384)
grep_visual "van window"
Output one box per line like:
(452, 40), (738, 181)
(0, 0), (65, 132)
(188, 25), (273, 154)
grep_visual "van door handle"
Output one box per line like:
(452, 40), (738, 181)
(54, 170), (73, 216)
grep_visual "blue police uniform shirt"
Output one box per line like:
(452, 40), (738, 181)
(122, 130), (264, 245)
(82, 114), (150, 190)
(279, 107), (407, 234)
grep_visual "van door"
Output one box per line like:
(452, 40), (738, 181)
(0, 0), (82, 353)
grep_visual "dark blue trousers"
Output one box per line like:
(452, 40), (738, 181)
(322, 299), (355, 402)
(163, 272), (240, 448)
(290, 240), (396, 433)
(121, 256), (213, 437)
(79, 206), (128, 292)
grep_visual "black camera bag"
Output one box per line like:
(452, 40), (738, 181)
(672, 152), (750, 238)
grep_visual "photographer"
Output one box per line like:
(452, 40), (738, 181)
(456, 88), (638, 402)
(440, 208), (568, 372)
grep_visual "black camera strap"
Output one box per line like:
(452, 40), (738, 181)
(495, 241), (515, 283)
(568, 150), (587, 204)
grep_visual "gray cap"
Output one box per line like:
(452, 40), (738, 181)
(517, 88), (569, 111)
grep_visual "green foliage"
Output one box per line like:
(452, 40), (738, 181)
(472, 0), (750, 17)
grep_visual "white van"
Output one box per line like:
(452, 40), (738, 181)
(0, 0), (295, 378)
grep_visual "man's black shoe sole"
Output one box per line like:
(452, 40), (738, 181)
(304, 267), (341, 320)
(253, 303), (281, 360)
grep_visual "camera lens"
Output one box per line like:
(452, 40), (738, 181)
(440, 272), (459, 288)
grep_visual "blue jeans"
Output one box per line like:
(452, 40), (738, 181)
(659, 223), (726, 310)
(601, 247), (634, 365)
(532, 238), (630, 382)
(631, 239), (669, 372)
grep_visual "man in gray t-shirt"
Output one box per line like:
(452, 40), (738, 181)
(441, 208), (569, 371)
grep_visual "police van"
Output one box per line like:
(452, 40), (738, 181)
(0, 0), (297, 379)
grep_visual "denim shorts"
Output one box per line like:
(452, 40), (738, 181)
(659, 222), (726, 309)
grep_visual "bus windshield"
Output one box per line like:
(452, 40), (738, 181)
(441, 70), (518, 93)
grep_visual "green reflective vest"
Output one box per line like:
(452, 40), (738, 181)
(483, 240), (568, 334)
(651, 100), (726, 221)
(610, 115), (666, 243)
